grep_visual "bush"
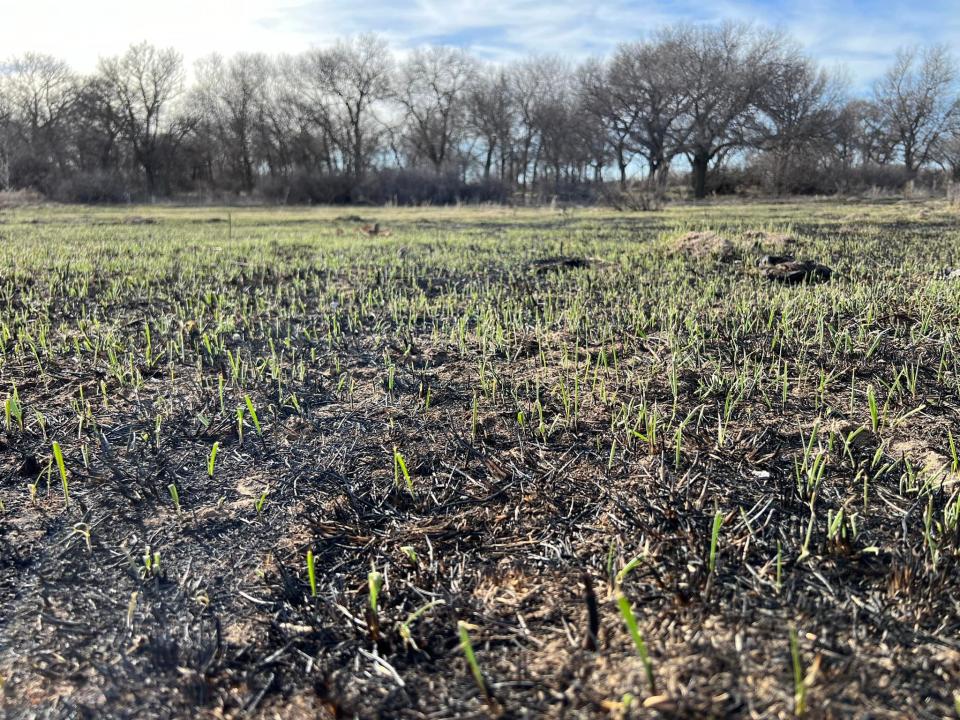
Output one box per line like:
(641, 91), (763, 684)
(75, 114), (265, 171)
(254, 168), (512, 206)
(53, 171), (131, 203)
(256, 171), (354, 204)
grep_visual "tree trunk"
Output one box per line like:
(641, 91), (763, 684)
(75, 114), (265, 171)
(691, 151), (710, 199)
(144, 161), (157, 195)
(617, 141), (628, 188)
(483, 143), (494, 182)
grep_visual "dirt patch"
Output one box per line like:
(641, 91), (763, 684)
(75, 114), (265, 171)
(888, 438), (956, 483)
(672, 231), (735, 261)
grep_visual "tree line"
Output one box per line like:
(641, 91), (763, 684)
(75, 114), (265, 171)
(1, 23), (959, 204)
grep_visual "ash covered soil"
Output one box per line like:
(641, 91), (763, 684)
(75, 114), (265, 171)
(1, 202), (960, 719)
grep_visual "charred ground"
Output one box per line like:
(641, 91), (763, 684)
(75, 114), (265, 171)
(1, 202), (959, 719)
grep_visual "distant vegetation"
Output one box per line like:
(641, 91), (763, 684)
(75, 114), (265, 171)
(0, 24), (959, 204)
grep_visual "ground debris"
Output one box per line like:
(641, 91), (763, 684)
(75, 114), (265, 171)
(359, 222), (391, 236)
(762, 258), (833, 284)
(527, 255), (592, 274)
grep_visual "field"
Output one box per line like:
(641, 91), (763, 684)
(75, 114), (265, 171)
(1, 200), (960, 719)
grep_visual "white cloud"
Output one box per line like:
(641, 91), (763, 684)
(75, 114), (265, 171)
(0, 0), (958, 88)
(0, 0), (313, 70)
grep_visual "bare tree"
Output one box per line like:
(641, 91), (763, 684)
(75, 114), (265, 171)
(1, 27), (958, 202)
(327, 35), (391, 179)
(577, 57), (637, 187)
(296, 35), (392, 185)
(98, 43), (187, 193)
(466, 67), (515, 183)
(254, 55), (302, 178)
(395, 47), (477, 173)
(874, 45), (960, 177)
(569, 72), (612, 183)
(934, 128), (960, 180)
(0, 53), (78, 187)
(610, 33), (692, 193)
(0, 82), (9, 188)
(71, 75), (125, 173)
(673, 23), (785, 198)
(193, 53), (271, 191)
(755, 52), (842, 193)
(508, 56), (572, 192)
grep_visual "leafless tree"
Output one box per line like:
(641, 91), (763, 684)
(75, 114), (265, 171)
(194, 53), (271, 191)
(673, 22), (785, 198)
(529, 60), (578, 189)
(396, 47), (477, 173)
(0, 53), (78, 187)
(0, 83), (9, 188)
(610, 32), (692, 192)
(71, 75), (125, 173)
(98, 43), (187, 192)
(2, 27), (959, 202)
(298, 35), (392, 181)
(874, 45), (960, 177)
(466, 67), (515, 183)
(934, 128), (960, 180)
(254, 55), (302, 178)
(508, 56), (572, 192)
(577, 57), (637, 187)
(755, 52), (842, 193)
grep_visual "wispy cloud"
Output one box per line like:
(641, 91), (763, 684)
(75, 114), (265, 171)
(1, 0), (958, 88)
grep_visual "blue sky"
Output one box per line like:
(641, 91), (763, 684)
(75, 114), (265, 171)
(1, 0), (958, 90)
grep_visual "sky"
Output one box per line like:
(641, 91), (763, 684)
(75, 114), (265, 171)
(1, 0), (958, 90)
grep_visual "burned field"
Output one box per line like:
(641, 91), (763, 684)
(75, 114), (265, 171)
(1, 202), (960, 719)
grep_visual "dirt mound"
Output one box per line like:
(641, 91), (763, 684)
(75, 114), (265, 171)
(743, 230), (796, 252)
(672, 231), (735, 261)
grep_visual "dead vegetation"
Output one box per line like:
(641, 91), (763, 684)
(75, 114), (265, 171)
(0, 190), (45, 209)
(761, 258), (833, 284)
